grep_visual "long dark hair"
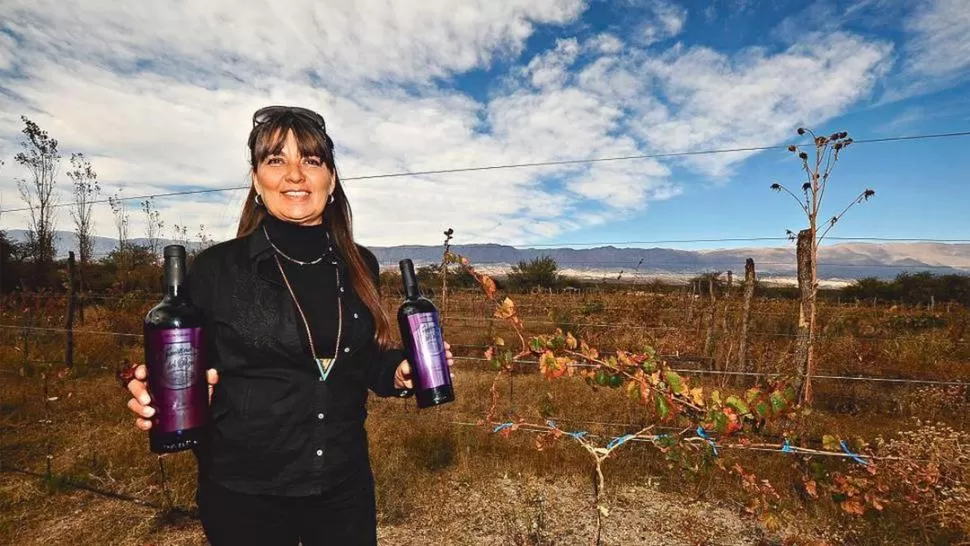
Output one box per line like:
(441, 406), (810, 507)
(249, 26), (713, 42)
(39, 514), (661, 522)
(237, 110), (393, 348)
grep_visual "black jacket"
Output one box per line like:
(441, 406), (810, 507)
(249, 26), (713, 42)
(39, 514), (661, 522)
(186, 223), (410, 497)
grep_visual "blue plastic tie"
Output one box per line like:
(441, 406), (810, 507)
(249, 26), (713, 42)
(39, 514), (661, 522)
(781, 439), (794, 453)
(696, 426), (719, 457)
(606, 434), (635, 450)
(839, 440), (869, 465)
(493, 422), (514, 433)
(566, 431), (588, 440)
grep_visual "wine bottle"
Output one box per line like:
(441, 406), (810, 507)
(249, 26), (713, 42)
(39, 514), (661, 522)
(397, 259), (454, 408)
(143, 245), (208, 453)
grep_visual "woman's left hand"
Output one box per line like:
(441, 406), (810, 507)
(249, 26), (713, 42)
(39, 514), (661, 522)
(394, 341), (454, 390)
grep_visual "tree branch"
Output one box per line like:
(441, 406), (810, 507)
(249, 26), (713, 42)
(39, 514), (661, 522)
(771, 183), (810, 216)
(817, 189), (875, 244)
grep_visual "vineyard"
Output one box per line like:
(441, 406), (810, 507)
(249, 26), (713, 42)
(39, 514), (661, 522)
(2, 257), (969, 545)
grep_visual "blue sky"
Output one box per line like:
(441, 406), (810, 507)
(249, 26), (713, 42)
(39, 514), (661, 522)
(0, 0), (968, 250)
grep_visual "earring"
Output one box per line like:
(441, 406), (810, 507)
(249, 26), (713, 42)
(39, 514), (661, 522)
(254, 193), (264, 206)
(328, 194), (335, 204)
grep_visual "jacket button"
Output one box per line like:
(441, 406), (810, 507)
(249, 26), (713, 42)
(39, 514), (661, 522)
(316, 449), (323, 456)
(353, 313), (359, 319)
(343, 347), (350, 353)
(317, 413), (325, 420)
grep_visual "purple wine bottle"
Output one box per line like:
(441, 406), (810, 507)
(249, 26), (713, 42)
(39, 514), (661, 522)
(143, 245), (208, 453)
(397, 259), (454, 408)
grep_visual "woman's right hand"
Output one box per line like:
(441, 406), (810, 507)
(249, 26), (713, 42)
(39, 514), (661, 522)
(125, 365), (220, 431)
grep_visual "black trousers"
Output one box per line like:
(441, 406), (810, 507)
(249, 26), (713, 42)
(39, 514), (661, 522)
(196, 468), (378, 546)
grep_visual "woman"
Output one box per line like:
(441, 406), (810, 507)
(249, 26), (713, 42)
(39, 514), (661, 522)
(121, 105), (454, 545)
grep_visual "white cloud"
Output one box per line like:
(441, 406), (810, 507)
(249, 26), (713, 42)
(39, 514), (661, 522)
(634, 33), (893, 176)
(1, 0), (587, 86)
(586, 33), (624, 55)
(0, 32), (15, 71)
(900, 0), (970, 87)
(640, 0), (687, 45)
(522, 38), (581, 89)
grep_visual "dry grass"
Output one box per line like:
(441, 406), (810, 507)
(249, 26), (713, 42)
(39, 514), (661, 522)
(1, 290), (968, 544)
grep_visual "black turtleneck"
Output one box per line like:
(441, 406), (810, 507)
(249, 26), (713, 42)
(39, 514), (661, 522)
(262, 213), (339, 358)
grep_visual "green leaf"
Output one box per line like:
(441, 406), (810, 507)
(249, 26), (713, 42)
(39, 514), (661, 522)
(755, 401), (770, 418)
(783, 385), (797, 402)
(595, 370), (608, 386)
(726, 395), (751, 416)
(654, 393), (670, 419)
(770, 391), (787, 414)
(745, 387), (761, 404)
(712, 412), (728, 434)
(529, 338), (543, 353)
(665, 371), (686, 394)
(710, 390), (722, 408)
(641, 358), (657, 373)
(822, 435), (840, 452)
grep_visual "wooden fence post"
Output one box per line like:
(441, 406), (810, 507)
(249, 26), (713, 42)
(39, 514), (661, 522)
(794, 229), (816, 405)
(704, 274), (717, 365)
(739, 259), (756, 383)
(65, 251), (77, 369)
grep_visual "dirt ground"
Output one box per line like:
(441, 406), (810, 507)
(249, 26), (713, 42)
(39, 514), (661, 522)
(1, 471), (839, 545)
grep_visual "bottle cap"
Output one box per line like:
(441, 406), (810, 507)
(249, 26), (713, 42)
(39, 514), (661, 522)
(164, 245), (186, 258)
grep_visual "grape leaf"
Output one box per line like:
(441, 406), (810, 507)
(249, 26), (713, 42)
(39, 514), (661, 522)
(494, 297), (516, 319)
(539, 351), (558, 379)
(822, 435), (841, 452)
(481, 275), (497, 298)
(745, 388), (761, 404)
(654, 393), (670, 420)
(841, 498), (865, 516)
(725, 395), (751, 416)
(665, 371), (686, 394)
(565, 332), (578, 350)
(804, 479), (818, 499)
(710, 390), (722, 408)
(769, 391), (787, 414)
(689, 387), (705, 407)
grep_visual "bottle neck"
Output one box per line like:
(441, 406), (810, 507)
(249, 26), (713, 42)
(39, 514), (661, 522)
(400, 260), (421, 300)
(163, 254), (186, 301)
(164, 284), (186, 300)
(404, 284), (420, 300)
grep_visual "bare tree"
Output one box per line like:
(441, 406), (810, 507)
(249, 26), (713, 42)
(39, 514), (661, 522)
(196, 224), (214, 250)
(14, 116), (61, 272)
(771, 128), (875, 405)
(67, 153), (99, 267)
(170, 224), (189, 247)
(141, 197), (164, 262)
(108, 189), (130, 255)
(108, 189), (131, 291)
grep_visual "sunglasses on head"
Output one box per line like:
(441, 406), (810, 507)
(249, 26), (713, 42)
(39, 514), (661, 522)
(252, 106), (328, 132)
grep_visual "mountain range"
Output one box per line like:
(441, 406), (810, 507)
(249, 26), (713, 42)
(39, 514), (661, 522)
(4, 229), (968, 284)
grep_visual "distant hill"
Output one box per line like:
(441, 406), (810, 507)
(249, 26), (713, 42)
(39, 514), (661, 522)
(4, 229), (969, 282)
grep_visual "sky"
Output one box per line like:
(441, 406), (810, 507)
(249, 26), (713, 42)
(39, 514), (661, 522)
(0, 0), (968, 251)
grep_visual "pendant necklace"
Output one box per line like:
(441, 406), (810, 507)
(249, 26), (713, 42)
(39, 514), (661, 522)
(267, 227), (343, 381)
(262, 225), (330, 266)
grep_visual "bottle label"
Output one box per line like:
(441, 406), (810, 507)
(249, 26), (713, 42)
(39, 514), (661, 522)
(147, 327), (208, 433)
(406, 312), (450, 391)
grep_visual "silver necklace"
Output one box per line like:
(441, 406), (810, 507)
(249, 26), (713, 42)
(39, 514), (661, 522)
(262, 225), (329, 266)
(273, 254), (343, 382)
